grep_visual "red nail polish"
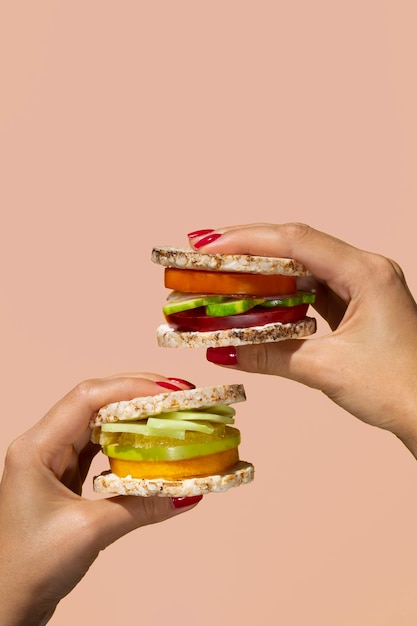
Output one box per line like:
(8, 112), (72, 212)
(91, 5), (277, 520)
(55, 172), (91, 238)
(206, 346), (238, 365)
(167, 377), (196, 389)
(194, 233), (222, 249)
(187, 229), (214, 239)
(172, 495), (203, 508)
(156, 381), (182, 391)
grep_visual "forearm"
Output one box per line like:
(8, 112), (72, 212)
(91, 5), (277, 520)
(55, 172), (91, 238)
(0, 581), (56, 626)
(0, 608), (55, 626)
(0, 529), (58, 626)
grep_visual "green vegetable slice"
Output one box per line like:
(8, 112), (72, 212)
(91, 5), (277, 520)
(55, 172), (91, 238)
(103, 427), (241, 461)
(163, 292), (227, 315)
(146, 417), (214, 435)
(101, 422), (186, 440)
(260, 291), (316, 307)
(160, 408), (235, 424)
(202, 404), (236, 417)
(99, 407), (236, 443)
(163, 291), (315, 317)
(205, 298), (263, 316)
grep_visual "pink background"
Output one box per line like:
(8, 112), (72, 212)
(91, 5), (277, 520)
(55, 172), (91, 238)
(1, 2), (417, 624)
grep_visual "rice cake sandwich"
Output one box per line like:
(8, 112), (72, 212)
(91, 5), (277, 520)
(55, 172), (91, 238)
(151, 246), (317, 348)
(91, 383), (254, 497)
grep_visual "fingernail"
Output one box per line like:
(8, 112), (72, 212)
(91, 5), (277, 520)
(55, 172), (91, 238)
(167, 377), (196, 389)
(206, 346), (238, 365)
(172, 495), (203, 508)
(187, 229), (214, 239)
(156, 381), (182, 391)
(194, 233), (222, 249)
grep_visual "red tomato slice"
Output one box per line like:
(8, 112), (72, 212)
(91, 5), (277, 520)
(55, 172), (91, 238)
(165, 304), (309, 332)
(164, 268), (297, 296)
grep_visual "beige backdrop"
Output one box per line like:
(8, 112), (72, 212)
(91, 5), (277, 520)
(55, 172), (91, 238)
(1, 2), (417, 625)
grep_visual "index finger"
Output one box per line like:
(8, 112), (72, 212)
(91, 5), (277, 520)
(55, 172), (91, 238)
(190, 223), (367, 301)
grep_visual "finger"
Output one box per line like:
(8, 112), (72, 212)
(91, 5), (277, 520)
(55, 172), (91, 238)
(67, 373), (195, 452)
(59, 441), (101, 495)
(30, 377), (172, 470)
(103, 372), (197, 391)
(103, 372), (192, 385)
(304, 279), (348, 330)
(84, 494), (202, 550)
(208, 337), (333, 393)
(189, 222), (368, 302)
(78, 441), (101, 484)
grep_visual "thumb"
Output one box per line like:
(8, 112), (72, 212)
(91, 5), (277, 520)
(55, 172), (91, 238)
(207, 338), (329, 392)
(85, 494), (202, 550)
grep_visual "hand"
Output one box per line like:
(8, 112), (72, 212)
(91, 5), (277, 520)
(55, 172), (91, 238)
(0, 373), (201, 626)
(189, 223), (417, 457)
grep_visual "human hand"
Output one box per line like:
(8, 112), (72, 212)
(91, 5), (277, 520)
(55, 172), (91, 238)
(0, 373), (201, 626)
(188, 223), (417, 457)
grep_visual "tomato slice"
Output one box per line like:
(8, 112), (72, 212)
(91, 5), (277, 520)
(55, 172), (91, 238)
(164, 268), (297, 296)
(165, 303), (309, 332)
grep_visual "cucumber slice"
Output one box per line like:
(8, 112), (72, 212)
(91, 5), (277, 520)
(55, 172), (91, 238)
(163, 293), (227, 315)
(163, 296), (207, 315)
(146, 417), (215, 435)
(260, 291), (316, 307)
(99, 406), (235, 445)
(161, 410), (235, 424)
(205, 298), (263, 317)
(100, 422), (186, 440)
(164, 291), (315, 316)
(202, 404), (236, 418)
(102, 418), (215, 436)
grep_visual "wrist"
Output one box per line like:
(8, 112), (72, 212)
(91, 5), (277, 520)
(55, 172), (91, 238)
(386, 395), (417, 461)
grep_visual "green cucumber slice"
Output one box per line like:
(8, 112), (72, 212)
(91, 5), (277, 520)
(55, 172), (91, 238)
(103, 427), (241, 461)
(202, 404), (236, 417)
(100, 422), (186, 440)
(205, 298), (263, 316)
(260, 291), (316, 307)
(205, 292), (315, 316)
(163, 291), (315, 316)
(161, 409), (235, 424)
(146, 417), (214, 435)
(163, 292), (227, 315)
(99, 407), (235, 445)
(101, 418), (216, 437)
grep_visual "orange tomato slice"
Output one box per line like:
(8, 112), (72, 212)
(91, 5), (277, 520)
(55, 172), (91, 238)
(164, 268), (297, 296)
(109, 447), (239, 479)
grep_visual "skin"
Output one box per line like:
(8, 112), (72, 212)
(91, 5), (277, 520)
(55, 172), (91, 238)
(0, 373), (200, 626)
(189, 223), (417, 458)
